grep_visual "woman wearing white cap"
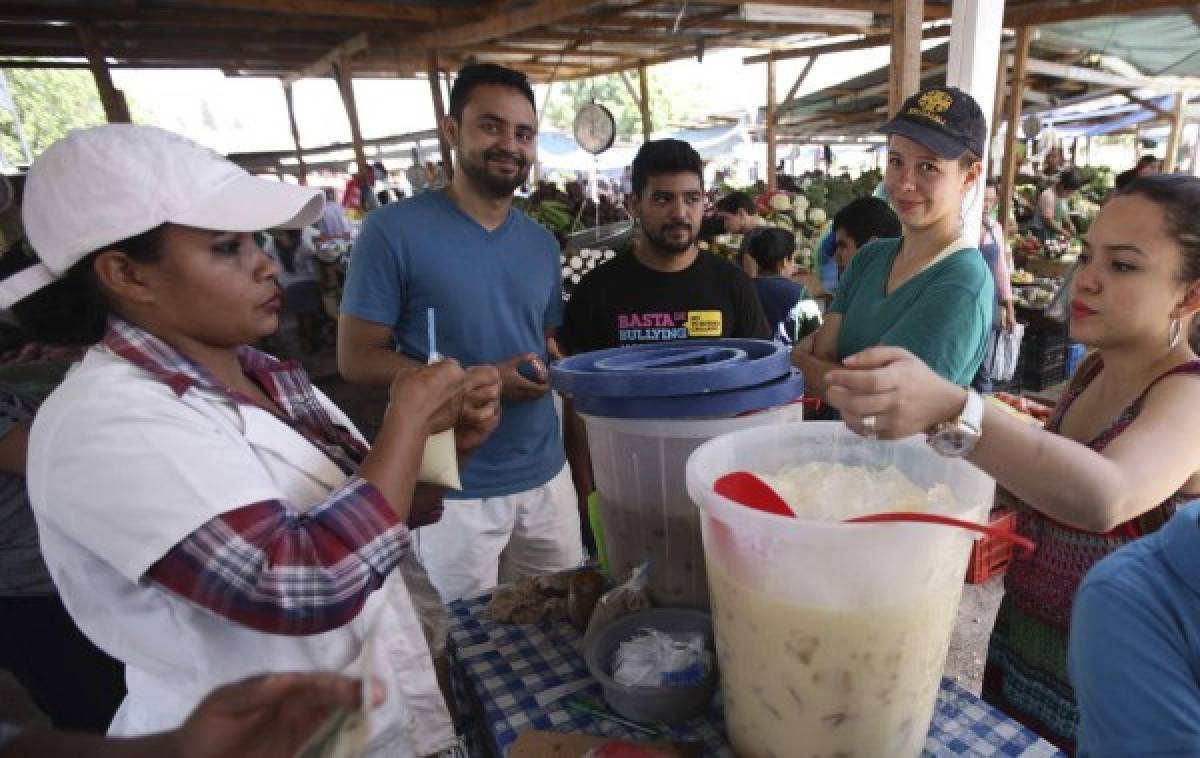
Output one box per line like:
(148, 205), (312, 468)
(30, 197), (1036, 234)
(0, 124), (500, 756)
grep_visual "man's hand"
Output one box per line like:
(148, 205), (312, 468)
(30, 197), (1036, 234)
(495, 353), (550, 402)
(457, 366), (502, 454)
(1000, 304), (1017, 333)
(176, 673), (383, 758)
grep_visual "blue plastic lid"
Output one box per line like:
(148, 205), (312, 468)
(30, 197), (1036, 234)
(550, 339), (805, 419)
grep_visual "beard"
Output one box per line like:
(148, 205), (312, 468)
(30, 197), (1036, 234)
(458, 147), (530, 198)
(642, 221), (697, 256)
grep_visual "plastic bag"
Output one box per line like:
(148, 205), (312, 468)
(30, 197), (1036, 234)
(613, 628), (711, 688)
(584, 562), (651, 642)
(990, 322), (1025, 383)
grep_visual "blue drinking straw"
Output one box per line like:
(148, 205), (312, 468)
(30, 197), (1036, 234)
(427, 307), (440, 362)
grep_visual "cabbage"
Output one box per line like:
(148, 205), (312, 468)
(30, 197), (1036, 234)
(807, 208), (827, 225)
(769, 192), (793, 212)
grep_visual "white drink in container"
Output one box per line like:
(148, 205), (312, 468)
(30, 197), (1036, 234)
(686, 424), (994, 758)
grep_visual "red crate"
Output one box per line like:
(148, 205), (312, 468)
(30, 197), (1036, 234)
(966, 508), (1019, 584)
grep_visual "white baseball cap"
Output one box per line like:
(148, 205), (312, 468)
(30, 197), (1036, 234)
(0, 123), (324, 307)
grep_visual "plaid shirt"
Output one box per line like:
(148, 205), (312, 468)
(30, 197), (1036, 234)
(104, 319), (409, 636)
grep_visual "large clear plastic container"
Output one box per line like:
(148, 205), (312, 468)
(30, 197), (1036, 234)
(686, 422), (995, 758)
(582, 404), (803, 610)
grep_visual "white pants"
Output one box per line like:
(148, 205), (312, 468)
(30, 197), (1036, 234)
(415, 463), (584, 602)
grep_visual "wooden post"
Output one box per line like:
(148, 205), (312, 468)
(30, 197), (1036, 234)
(638, 61), (652, 143)
(282, 82), (308, 185)
(766, 54), (777, 192)
(888, 0), (923, 118)
(1165, 91), (1189, 173)
(991, 51), (1009, 145)
(76, 23), (131, 123)
(427, 50), (454, 178)
(998, 26), (1032, 238)
(331, 58), (371, 185)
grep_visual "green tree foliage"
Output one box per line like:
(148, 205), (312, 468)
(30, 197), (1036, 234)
(543, 70), (700, 140)
(0, 69), (107, 167)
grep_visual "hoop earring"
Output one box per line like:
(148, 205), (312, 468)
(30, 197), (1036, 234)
(1168, 317), (1182, 349)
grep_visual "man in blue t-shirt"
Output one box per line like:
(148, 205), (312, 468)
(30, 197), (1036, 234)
(1069, 499), (1200, 757)
(338, 63), (582, 602)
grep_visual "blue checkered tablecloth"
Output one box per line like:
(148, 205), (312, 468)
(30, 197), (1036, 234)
(447, 593), (1064, 757)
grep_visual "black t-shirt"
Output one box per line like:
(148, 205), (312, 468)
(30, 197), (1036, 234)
(753, 275), (808, 343)
(559, 250), (771, 355)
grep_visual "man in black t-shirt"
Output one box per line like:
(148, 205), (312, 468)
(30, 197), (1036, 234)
(557, 141), (770, 544)
(559, 140), (770, 355)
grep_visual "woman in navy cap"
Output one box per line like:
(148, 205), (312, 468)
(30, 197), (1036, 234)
(793, 86), (994, 408)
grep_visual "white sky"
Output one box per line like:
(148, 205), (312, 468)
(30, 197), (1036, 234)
(109, 45), (895, 155)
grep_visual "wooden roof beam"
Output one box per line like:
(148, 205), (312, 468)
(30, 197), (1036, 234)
(167, 0), (475, 23)
(744, 24), (949, 64)
(0, 3), (434, 34)
(284, 33), (368, 84)
(400, 0), (602, 50)
(697, 0), (950, 20)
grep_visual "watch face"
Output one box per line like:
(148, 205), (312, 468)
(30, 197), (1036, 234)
(573, 103), (616, 155)
(929, 424), (979, 457)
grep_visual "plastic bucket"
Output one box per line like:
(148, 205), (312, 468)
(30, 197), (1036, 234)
(686, 422), (995, 757)
(583, 404), (803, 610)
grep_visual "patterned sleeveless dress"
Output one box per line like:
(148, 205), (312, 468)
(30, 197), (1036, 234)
(982, 357), (1200, 754)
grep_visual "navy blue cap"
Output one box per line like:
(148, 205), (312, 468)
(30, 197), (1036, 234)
(880, 86), (987, 160)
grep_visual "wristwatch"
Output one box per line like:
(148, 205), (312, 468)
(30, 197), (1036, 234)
(926, 388), (983, 457)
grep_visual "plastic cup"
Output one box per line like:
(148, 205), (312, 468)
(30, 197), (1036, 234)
(686, 422), (995, 757)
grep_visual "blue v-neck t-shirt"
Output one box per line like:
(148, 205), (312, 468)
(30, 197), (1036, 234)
(830, 237), (994, 385)
(340, 191), (565, 499)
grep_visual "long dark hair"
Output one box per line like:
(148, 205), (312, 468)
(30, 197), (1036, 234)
(6, 226), (165, 346)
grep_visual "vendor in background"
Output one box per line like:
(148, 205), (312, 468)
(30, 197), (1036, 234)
(714, 191), (767, 278)
(824, 174), (1200, 752)
(829, 196), (902, 275)
(1, 124), (500, 756)
(0, 380), (125, 733)
(263, 228), (326, 354)
(1114, 154), (1161, 193)
(793, 86), (994, 403)
(746, 227), (807, 345)
(972, 178), (1018, 394)
(1031, 169), (1082, 241)
(315, 187), (353, 241)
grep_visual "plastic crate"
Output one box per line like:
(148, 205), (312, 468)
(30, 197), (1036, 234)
(966, 508), (1019, 584)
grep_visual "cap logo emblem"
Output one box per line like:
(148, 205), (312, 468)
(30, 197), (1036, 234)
(908, 89), (953, 126)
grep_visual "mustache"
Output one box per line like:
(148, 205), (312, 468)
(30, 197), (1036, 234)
(484, 148), (525, 165)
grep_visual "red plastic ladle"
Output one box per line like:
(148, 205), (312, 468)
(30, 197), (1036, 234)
(713, 471), (1036, 554)
(847, 511), (1036, 553)
(713, 471), (794, 517)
